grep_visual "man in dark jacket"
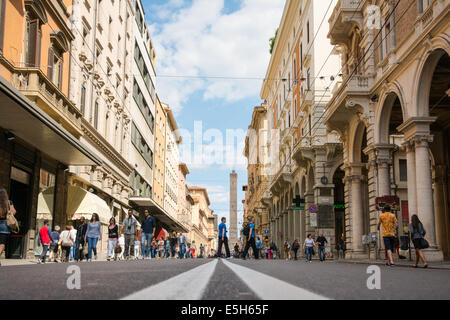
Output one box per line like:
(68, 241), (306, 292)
(75, 216), (88, 261)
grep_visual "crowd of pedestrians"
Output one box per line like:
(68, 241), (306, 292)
(33, 208), (215, 263)
(0, 187), (434, 269)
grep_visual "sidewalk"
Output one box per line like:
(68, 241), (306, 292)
(334, 258), (450, 270)
(0, 259), (38, 267)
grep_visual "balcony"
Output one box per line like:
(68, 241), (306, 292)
(328, 0), (363, 46)
(12, 68), (83, 138)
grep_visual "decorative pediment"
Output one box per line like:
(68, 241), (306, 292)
(25, 0), (48, 24)
(50, 30), (70, 52)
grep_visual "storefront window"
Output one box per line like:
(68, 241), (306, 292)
(35, 169), (56, 256)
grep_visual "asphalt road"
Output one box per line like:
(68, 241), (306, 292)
(0, 258), (449, 300)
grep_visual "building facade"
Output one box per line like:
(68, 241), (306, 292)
(256, 0), (342, 253)
(0, 0), (101, 259)
(188, 186), (217, 256)
(153, 95), (166, 208)
(325, 0), (450, 261)
(244, 104), (270, 238)
(164, 105), (181, 220)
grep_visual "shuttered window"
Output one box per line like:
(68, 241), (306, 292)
(26, 18), (41, 67)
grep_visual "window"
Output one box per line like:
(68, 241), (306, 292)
(93, 101), (99, 129)
(399, 159), (407, 182)
(307, 21), (310, 43)
(130, 170), (152, 198)
(307, 68), (311, 90)
(135, 1), (144, 33)
(47, 46), (63, 89)
(134, 41), (155, 102)
(131, 122), (154, 168)
(418, 0), (431, 13)
(133, 79), (155, 133)
(80, 83), (86, 115)
(0, 0), (6, 52)
(25, 17), (41, 67)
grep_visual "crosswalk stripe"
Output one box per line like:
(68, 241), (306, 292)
(222, 260), (330, 300)
(121, 259), (218, 300)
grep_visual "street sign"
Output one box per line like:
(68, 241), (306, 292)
(291, 206), (305, 210)
(309, 205), (318, 214)
(264, 229), (269, 234)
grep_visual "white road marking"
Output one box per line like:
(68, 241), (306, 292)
(121, 259), (218, 300)
(222, 260), (330, 300)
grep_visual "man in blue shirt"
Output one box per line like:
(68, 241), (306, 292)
(243, 216), (259, 260)
(217, 217), (230, 258)
(141, 209), (156, 259)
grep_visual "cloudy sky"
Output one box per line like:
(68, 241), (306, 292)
(143, 0), (285, 228)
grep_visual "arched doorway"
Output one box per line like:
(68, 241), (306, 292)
(333, 167), (345, 252)
(422, 49), (450, 259)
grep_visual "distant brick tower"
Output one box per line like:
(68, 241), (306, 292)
(229, 170), (238, 246)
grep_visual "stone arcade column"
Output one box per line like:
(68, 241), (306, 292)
(404, 141), (418, 218)
(398, 117), (443, 261)
(374, 144), (395, 197)
(349, 164), (365, 257)
(414, 135), (438, 248)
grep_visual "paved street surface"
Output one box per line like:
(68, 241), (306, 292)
(0, 259), (449, 300)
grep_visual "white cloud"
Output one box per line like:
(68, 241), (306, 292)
(148, 0), (285, 114)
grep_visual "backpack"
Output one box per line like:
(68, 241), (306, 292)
(243, 223), (250, 237)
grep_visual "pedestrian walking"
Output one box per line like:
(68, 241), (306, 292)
(69, 224), (77, 262)
(292, 239), (300, 260)
(337, 234), (346, 259)
(199, 243), (205, 258)
(38, 219), (52, 264)
(118, 234), (125, 260)
(170, 232), (177, 258)
(134, 235), (141, 260)
(151, 239), (157, 259)
(256, 236), (263, 259)
(242, 217), (258, 260)
(74, 217), (87, 262)
(178, 233), (186, 259)
(191, 241), (197, 258)
(234, 243), (240, 258)
(270, 242), (278, 259)
(186, 243), (191, 258)
(141, 209), (156, 260)
(60, 225), (76, 263)
(165, 237), (171, 258)
(0, 189), (16, 266)
(107, 217), (119, 261)
(217, 217), (230, 258)
(122, 210), (138, 260)
(303, 234), (315, 263)
(49, 226), (60, 262)
(316, 233), (328, 262)
(377, 205), (398, 267)
(283, 239), (291, 260)
(409, 214), (429, 268)
(85, 213), (102, 262)
(157, 237), (165, 259)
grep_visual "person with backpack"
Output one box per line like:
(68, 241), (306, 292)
(242, 216), (258, 260)
(60, 225), (76, 263)
(122, 210), (138, 260)
(292, 239), (300, 260)
(49, 226), (61, 263)
(74, 216), (88, 262)
(283, 238), (291, 260)
(409, 214), (429, 268)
